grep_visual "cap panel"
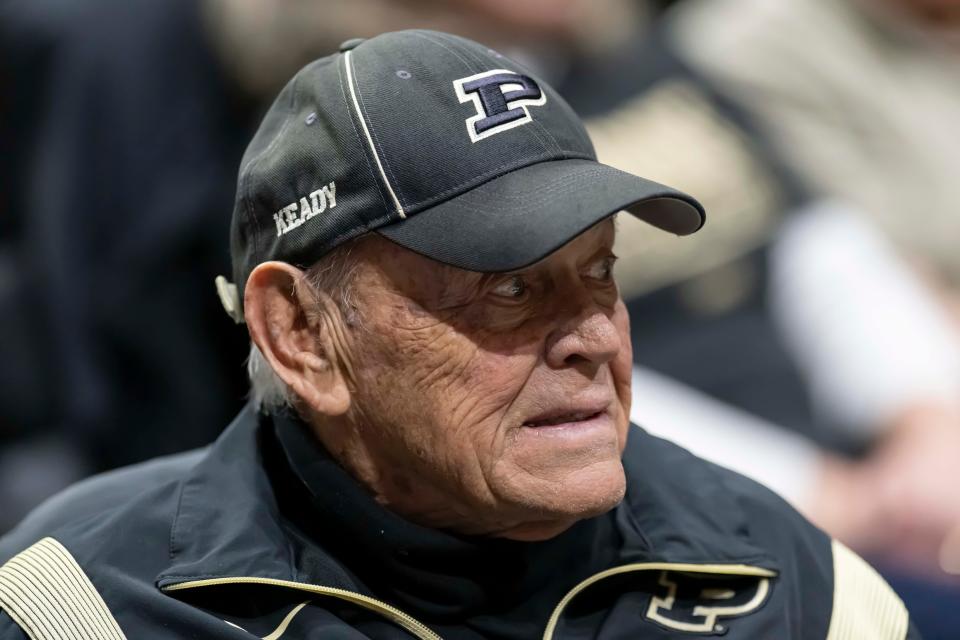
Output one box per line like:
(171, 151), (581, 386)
(232, 55), (393, 290)
(349, 30), (595, 215)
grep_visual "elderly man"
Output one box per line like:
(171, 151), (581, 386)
(0, 31), (917, 639)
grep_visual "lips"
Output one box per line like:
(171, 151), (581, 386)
(523, 407), (607, 428)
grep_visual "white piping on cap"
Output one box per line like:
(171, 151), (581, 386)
(344, 50), (406, 219)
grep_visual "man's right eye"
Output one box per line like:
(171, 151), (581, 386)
(491, 275), (528, 299)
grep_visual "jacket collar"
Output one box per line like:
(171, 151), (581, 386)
(618, 426), (779, 572)
(157, 405), (357, 590)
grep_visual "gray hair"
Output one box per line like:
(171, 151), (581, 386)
(247, 238), (365, 411)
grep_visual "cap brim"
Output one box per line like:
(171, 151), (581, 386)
(376, 158), (705, 272)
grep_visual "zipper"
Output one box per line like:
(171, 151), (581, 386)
(542, 562), (777, 640)
(162, 576), (441, 640)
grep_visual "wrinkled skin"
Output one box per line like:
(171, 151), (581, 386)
(247, 219), (633, 541)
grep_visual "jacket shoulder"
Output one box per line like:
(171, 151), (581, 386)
(623, 424), (831, 563)
(0, 537), (128, 639)
(0, 450), (207, 640)
(826, 539), (916, 640)
(0, 448), (203, 563)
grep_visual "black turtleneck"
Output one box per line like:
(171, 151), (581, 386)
(263, 409), (623, 639)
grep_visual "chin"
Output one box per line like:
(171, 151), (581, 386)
(497, 460), (627, 541)
(556, 461), (628, 518)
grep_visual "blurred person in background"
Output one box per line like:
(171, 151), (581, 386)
(0, 0), (259, 530)
(667, 0), (960, 585)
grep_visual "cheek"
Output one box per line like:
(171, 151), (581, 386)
(610, 300), (633, 380)
(610, 300), (633, 440)
(357, 313), (538, 453)
(447, 351), (538, 432)
(437, 310), (550, 426)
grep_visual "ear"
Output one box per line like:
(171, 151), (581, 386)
(244, 261), (352, 416)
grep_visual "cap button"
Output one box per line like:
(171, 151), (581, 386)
(339, 38), (365, 53)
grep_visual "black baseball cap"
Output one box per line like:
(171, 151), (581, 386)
(217, 29), (704, 321)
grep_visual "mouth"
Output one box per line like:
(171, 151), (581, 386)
(515, 400), (619, 450)
(523, 407), (607, 429)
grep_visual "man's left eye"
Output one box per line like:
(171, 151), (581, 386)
(491, 275), (528, 298)
(586, 256), (617, 282)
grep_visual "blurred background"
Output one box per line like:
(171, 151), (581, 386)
(1, 0), (959, 636)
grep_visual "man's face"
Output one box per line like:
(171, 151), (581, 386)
(336, 219), (632, 540)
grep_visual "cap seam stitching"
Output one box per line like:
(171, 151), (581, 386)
(349, 53), (407, 210)
(336, 55), (392, 218)
(413, 31), (480, 74)
(528, 103), (565, 156)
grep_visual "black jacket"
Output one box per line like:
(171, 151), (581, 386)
(0, 407), (919, 639)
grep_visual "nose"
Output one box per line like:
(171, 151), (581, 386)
(544, 292), (622, 371)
